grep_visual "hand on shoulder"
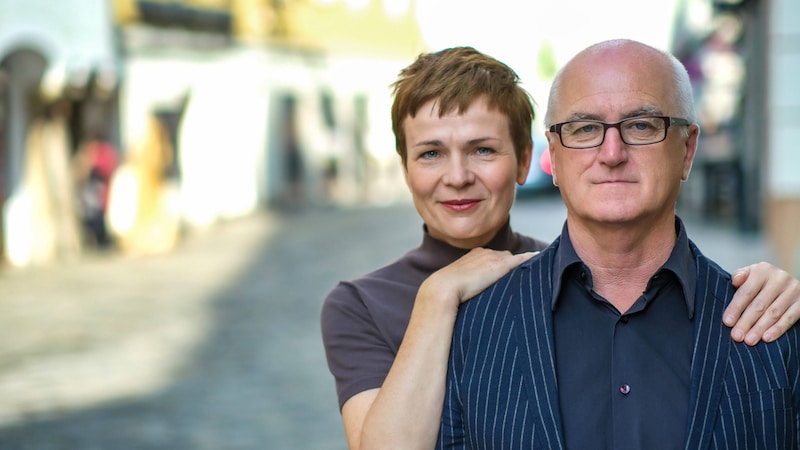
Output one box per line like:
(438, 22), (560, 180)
(421, 248), (538, 307)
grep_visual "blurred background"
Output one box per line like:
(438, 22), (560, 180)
(0, 0), (798, 448)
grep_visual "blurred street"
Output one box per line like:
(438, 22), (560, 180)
(0, 194), (776, 450)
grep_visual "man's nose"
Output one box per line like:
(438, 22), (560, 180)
(598, 127), (628, 166)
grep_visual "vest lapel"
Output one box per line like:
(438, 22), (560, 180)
(684, 254), (733, 449)
(512, 254), (566, 449)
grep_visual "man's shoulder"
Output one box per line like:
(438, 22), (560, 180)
(515, 232), (550, 253)
(459, 244), (556, 318)
(689, 239), (733, 280)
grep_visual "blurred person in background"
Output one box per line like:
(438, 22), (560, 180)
(320, 46), (800, 450)
(73, 130), (118, 248)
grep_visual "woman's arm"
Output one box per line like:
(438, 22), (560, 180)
(342, 248), (536, 450)
(724, 262), (800, 345)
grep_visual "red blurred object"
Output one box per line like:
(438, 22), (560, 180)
(539, 147), (552, 176)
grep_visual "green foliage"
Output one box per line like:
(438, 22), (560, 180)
(537, 40), (557, 81)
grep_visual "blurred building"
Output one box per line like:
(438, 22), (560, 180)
(0, 0), (121, 267)
(111, 0), (426, 253)
(0, 0), (427, 267)
(672, 0), (800, 275)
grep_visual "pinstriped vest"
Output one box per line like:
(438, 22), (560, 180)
(438, 238), (800, 450)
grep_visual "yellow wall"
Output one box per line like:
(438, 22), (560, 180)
(280, 0), (424, 56)
(113, 0), (425, 57)
(111, 0), (139, 23)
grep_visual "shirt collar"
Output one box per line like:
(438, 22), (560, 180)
(551, 217), (697, 317)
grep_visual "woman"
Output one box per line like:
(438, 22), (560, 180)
(320, 46), (800, 450)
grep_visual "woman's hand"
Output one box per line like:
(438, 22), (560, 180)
(724, 262), (800, 345)
(420, 248), (538, 308)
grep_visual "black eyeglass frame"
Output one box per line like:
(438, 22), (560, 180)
(548, 116), (692, 149)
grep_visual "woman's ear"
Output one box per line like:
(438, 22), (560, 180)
(516, 143), (534, 185)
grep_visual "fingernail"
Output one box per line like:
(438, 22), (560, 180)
(763, 331), (775, 342)
(745, 332), (759, 346)
(731, 329), (744, 341)
(723, 315), (735, 326)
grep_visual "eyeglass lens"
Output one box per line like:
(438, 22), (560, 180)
(561, 117), (667, 148)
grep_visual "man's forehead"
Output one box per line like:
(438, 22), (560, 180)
(550, 44), (675, 120)
(557, 91), (667, 121)
(564, 48), (666, 90)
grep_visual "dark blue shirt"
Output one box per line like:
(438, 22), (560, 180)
(553, 218), (697, 450)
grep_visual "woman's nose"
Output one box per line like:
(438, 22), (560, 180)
(443, 156), (475, 186)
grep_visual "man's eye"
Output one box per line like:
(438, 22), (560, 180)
(628, 121), (655, 131)
(422, 150), (439, 159)
(565, 123), (600, 136)
(576, 124), (600, 134)
(476, 147), (495, 155)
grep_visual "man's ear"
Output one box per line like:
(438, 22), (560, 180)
(682, 124), (700, 181)
(545, 131), (557, 186)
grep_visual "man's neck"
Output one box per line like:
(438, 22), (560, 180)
(566, 215), (677, 313)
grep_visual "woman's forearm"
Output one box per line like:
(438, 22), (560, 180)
(359, 278), (458, 449)
(358, 248), (536, 449)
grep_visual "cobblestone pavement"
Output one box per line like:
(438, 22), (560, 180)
(0, 195), (776, 449)
(0, 202), (427, 450)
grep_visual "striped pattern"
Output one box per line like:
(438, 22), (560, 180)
(437, 239), (800, 449)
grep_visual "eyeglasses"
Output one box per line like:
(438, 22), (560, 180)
(548, 116), (691, 149)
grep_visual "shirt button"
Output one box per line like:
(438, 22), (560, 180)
(619, 384), (631, 395)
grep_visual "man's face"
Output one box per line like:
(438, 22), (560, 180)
(402, 96), (532, 249)
(546, 47), (698, 229)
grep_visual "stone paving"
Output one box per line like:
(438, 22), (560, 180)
(0, 195), (777, 449)
(0, 202), (426, 449)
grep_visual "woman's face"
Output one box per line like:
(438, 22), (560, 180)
(402, 96), (532, 249)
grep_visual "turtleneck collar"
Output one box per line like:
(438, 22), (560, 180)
(408, 220), (520, 273)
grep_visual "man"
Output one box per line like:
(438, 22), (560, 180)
(436, 39), (800, 449)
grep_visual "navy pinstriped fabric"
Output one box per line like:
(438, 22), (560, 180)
(437, 238), (800, 450)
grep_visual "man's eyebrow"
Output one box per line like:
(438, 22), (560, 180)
(565, 106), (663, 122)
(623, 106), (662, 118)
(565, 112), (601, 121)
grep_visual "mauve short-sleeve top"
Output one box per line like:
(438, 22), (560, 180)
(320, 221), (548, 410)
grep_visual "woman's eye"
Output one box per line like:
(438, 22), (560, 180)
(422, 150), (439, 159)
(476, 147), (495, 155)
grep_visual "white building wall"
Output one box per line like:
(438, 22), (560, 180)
(0, 0), (118, 93)
(766, 0), (800, 275)
(767, 0), (800, 198)
(119, 42), (410, 229)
